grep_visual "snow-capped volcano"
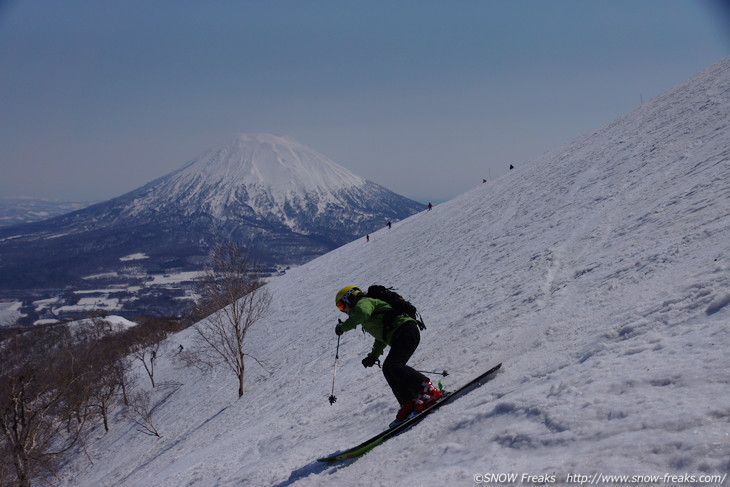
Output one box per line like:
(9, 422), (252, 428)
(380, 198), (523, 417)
(124, 133), (410, 234)
(171, 134), (366, 206)
(0, 135), (423, 312)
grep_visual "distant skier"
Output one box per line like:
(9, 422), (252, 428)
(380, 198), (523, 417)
(366, 234), (370, 242)
(334, 286), (442, 427)
(387, 221), (392, 229)
(510, 164), (514, 170)
(427, 202), (432, 211)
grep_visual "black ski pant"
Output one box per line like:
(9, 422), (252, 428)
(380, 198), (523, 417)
(382, 320), (429, 405)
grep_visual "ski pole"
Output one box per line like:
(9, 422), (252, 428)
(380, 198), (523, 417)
(328, 335), (341, 405)
(417, 369), (449, 377)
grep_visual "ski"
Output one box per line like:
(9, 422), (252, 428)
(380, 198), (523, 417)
(317, 362), (502, 462)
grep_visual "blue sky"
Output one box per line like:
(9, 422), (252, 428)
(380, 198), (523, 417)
(0, 0), (727, 203)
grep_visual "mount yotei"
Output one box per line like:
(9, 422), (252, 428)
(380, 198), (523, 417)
(0, 134), (423, 320)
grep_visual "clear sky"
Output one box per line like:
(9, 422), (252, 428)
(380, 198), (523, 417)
(0, 0), (728, 203)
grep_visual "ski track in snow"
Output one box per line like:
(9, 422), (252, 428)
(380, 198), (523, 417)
(54, 58), (730, 487)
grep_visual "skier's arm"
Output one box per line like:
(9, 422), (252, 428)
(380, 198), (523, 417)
(370, 339), (387, 358)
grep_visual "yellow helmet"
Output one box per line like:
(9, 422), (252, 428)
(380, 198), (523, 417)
(335, 286), (361, 310)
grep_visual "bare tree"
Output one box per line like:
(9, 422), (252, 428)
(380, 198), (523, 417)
(192, 241), (272, 397)
(123, 390), (161, 437)
(125, 320), (168, 388)
(0, 314), (184, 485)
(117, 357), (135, 406)
(82, 339), (129, 433)
(129, 343), (161, 388)
(0, 327), (92, 487)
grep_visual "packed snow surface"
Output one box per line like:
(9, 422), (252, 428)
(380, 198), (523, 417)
(57, 58), (729, 486)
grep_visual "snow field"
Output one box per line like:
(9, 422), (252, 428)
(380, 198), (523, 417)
(57, 57), (730, 487)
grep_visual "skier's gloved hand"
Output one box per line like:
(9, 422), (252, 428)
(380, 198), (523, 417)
(335, 322), (343, 336)
(361, 355), (377, 368)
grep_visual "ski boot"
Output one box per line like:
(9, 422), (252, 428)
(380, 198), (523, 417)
(389, 399), (418, 428)
(413, 380), (443, 413)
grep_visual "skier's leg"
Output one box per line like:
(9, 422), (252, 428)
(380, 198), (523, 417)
(382, 321), (429, 404)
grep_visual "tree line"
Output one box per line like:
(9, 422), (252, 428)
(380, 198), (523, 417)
(0, 314), (186, 487)
(0, 242), (271, 487)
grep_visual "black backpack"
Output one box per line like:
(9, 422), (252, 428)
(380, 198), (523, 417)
(366, 285), (426, 333)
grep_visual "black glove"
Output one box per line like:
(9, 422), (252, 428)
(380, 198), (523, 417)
(335, 322), (343, 336)
(361, 355), (377, 368)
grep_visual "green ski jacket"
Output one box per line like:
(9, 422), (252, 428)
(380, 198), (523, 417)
(338, 296), (415, 358)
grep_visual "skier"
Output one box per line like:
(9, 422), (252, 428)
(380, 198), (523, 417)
(334, 286), (442, 426)
(427, 202), (433, 211)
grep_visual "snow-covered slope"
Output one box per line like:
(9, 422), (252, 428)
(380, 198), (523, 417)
(57, 57), (730, 486)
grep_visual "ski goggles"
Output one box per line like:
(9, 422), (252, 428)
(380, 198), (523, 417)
(336, 300), (347, 311)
